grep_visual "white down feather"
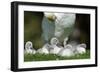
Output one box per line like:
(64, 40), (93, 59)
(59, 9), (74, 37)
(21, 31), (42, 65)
(25, 41), (36, 54)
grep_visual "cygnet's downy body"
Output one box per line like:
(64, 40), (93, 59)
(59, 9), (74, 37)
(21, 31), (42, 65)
(59, 37), (74, 57)
(76, 43), (86, 54)
(50, 37), (63, 54)
(37, 43), (50, 54)
(59, 44), (74, 57)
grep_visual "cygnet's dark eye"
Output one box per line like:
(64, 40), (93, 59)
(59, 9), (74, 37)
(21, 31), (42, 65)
(46, 44), (49, 48)
(54, 40), (56, 43)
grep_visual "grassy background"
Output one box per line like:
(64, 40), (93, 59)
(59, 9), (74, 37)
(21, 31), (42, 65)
(24, 11), (44, 49)
(24, 50), (90, 62)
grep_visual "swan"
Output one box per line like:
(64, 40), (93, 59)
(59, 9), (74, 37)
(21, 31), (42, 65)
(37, 43), (50, 54)
(76, 43), (86, 54)
(25, 41), (36, 54)
(50, 37), (63, 54)
(42, 12), (76, 43)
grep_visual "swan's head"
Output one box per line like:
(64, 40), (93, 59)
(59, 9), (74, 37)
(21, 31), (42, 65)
(44, 12), (56, 21)
(50, 37), (59, 45)
(25, 41), (33, 50)
(64, 44), (72, 49)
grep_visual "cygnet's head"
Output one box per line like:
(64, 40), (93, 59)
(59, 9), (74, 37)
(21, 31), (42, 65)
(78, 43), (86, 48)
(44, 43), (51, 49)
(25, 41), (33, 50)
(50, 37), (59, 45)
(64, 44), (72, 49)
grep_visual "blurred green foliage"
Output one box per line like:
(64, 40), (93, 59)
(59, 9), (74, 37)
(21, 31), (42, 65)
(24, 11), (44, 49)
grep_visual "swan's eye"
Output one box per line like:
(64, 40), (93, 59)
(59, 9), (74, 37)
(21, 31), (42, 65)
(54, 39), (57, 43)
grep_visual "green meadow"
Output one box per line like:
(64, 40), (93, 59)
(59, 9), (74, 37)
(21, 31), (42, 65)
(24, 50), (90, 62)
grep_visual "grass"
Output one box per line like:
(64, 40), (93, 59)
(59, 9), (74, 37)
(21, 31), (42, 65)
(24, 50), (90, 62)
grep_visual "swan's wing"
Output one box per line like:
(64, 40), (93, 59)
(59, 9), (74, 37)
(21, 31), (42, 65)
(41, 16), (55, 42)
(55, 13), (76, 28)
(54, 13), (76, 41)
